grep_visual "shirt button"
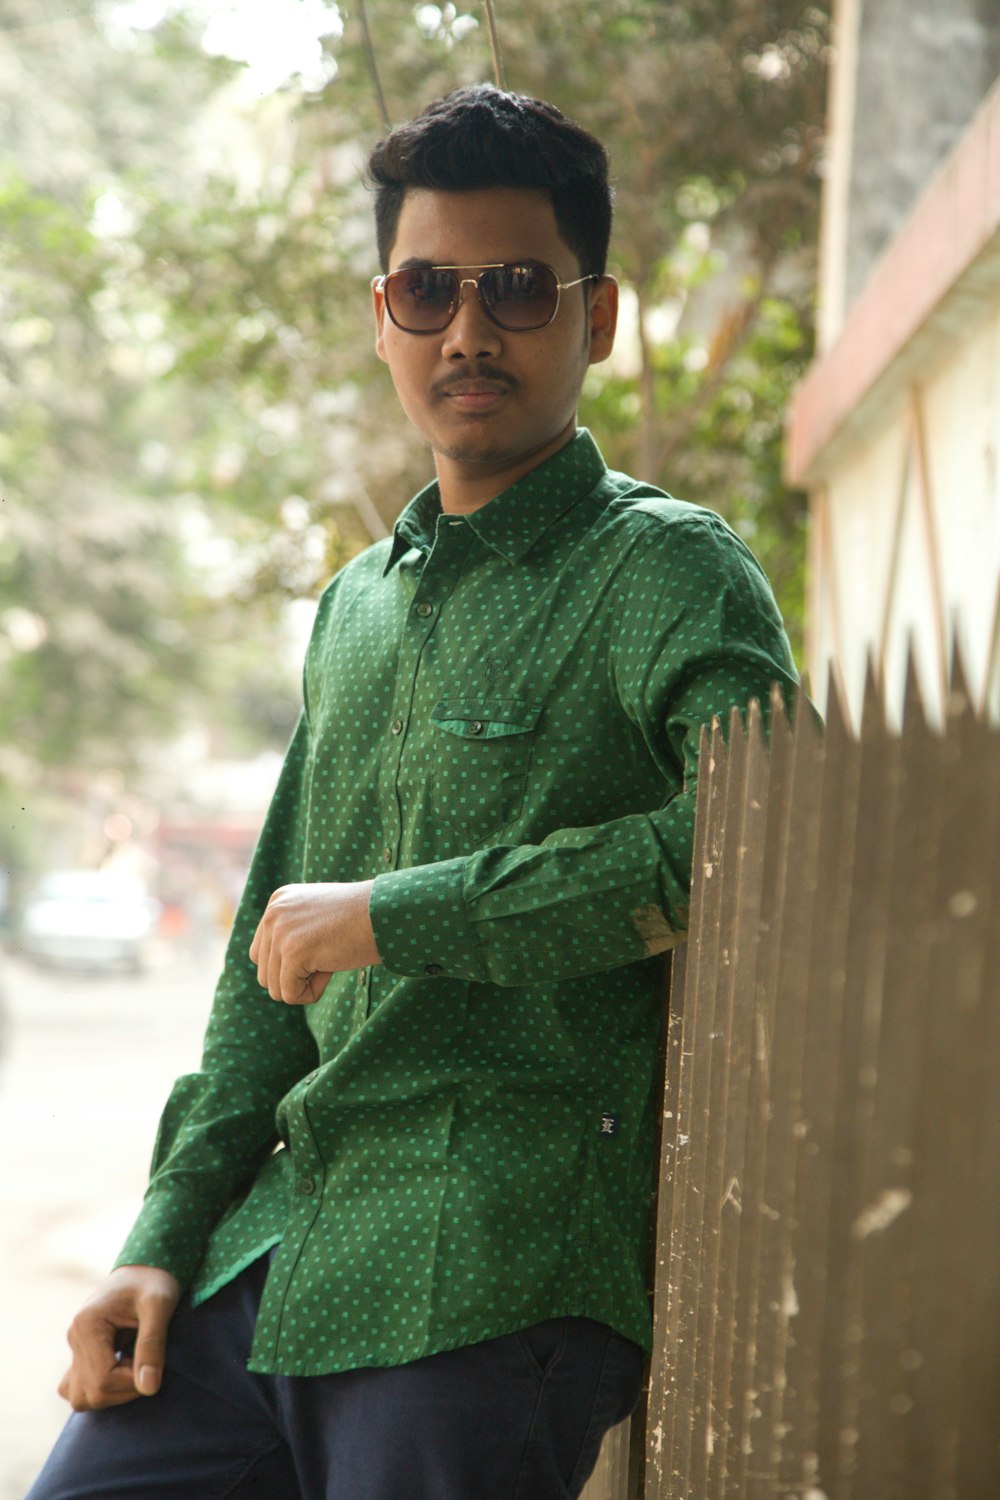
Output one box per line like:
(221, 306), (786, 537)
(298, 1177), (316, 1196)
(416, 602), (433, 618)
(391, 718), (404, 735)
(382, 846), (392, 864)
(303, 1070), (318, 1085)
(424, 963), (444, 976)
(468, 720), (485, 735)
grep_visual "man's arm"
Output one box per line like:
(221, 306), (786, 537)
(56, 718), (323, 1407)
(254, 514), (798, 999)
(52, 710), (321, 1411)
(362, 517), (797, 988)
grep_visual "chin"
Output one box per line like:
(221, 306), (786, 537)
(436, 436), (523, 467)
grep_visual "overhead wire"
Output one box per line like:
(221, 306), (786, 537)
(354, 1), (507, 134)
(482, 0), (506, 89)
(357, 0), (392, 131)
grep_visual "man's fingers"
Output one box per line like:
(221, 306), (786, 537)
(278, 966), (331, 1006)
(63, 1365), (142, 1412)
(59, 1266), (181, 1411)
(63, 1316), (142, 1411)
(250, 919), (270, 989)
(131, 1292), (174, 1397)
(307, 970), (333, 1003)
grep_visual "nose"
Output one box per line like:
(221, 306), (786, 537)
(440, 279), (503, 360)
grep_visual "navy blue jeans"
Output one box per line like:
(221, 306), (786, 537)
(28, 1254), (644, 1499)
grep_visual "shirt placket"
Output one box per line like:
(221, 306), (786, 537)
(362, 515), (472, 1022)
(256, 1070), (326, 1361)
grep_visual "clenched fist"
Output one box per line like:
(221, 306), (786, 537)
(249, 880), (380, 1005)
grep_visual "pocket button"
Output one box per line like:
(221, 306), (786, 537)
(468, 720), (485, 735)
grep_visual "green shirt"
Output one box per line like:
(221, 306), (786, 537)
(116, 429), (797, 1375)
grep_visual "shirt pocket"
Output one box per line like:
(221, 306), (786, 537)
(428, 695), (543, 843)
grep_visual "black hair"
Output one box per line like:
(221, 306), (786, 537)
(367, 85), (613, 277)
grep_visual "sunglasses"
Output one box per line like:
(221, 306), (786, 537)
(374, 260), (599, 334)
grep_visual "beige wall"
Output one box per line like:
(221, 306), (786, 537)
(788, 66), (1000, 727)
(807, 307), (1000, 725)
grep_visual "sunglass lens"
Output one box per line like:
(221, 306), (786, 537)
(387, 268), (457, 331)
(481, 263), (559, 329)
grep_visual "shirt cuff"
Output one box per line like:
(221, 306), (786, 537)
(370, 858), (489, 983)
(114, 1187), (218, 1289)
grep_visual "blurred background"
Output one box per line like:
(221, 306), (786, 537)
(2, 0), (831, 1490)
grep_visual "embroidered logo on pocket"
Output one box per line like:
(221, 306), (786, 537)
(484, 653), (510, 684)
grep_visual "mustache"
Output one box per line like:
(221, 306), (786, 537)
(431, 363), (519, 398)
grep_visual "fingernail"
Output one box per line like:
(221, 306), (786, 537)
(137, 1365), (159, 1395)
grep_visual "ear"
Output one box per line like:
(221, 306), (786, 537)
(587, 276), (619, 366)
(372, 277), (389, 363)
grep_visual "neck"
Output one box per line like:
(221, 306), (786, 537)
(435, 422), (578, 514)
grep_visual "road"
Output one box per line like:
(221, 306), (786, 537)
(0, 944), (221, 1499)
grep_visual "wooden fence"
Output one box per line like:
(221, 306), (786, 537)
(582, 660), (1000, 1500)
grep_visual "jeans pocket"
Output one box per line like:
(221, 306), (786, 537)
(514, 1318), (569, 1382)
(566, 1331), (645, 1495)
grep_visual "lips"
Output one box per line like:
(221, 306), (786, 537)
(445, 384), (509, 412)
(442, 381), (509, 397)
(432, 367), (517, 409)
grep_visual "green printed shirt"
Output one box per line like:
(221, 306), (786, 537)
(117, 429), (797, 1375)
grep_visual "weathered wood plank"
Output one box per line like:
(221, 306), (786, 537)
(849, 649), (937, 1500)
(705, 701), (772, 1500)
(685, 709), (752, 1500)
(663, 714), (732, 1498)
(953, 714), (1000, 1498)
(752, 686), (824, 1493)
(731, 687), (796, 1499)
(579, 1413), (635, 1500)
(778, 664), (859, 1497)
(645, 939), (689, 1500)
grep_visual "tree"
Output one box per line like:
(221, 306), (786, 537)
(0, 2), (293, 796)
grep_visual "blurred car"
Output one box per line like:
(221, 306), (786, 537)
(20, 870), (158, 973)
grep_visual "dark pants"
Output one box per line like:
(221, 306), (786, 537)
(28, 1254), (644, 1500)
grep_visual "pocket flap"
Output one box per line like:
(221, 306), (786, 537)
(431, 696), (543, 740)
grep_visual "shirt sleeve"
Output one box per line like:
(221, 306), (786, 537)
(369, 512), (798, 988)
(114, 712), (319, 1286)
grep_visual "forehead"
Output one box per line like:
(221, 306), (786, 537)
(388, 186), (576, 272)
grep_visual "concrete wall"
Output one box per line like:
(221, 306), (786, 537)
(847, 0), (1000, 308)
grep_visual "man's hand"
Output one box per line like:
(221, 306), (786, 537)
(59, 1265), (181, 1411)
(249, 880), (380, 1005)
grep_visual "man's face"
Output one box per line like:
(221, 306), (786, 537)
(373, 186), (617, 507)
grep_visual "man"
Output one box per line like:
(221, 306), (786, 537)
(30, 85), (797, 1499)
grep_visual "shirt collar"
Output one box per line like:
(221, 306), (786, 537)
(383, 429), (607, 574)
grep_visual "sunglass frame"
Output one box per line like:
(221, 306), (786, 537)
(374, 261), (598, 334)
